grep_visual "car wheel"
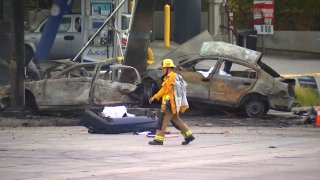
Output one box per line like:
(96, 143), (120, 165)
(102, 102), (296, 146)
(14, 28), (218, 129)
(88, 128), (97, 134)
(0, 97), (10, 113)
(244, 99), (266, 118)
(25, 91), (38, 114)
(140, 79), (157, 106)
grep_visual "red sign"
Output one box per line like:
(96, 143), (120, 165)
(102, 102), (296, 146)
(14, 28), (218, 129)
(253, 0), (274, 34)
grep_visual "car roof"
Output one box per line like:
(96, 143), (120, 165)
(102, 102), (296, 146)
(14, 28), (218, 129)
(200, 41), (262, 64)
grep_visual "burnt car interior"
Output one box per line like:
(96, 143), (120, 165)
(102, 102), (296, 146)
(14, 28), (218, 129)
(178, 57), (257, 80)
(54, 64), (94, 79)
(220, 60), (257, 79)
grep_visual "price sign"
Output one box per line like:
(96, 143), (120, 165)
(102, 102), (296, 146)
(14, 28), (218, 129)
(253, 0), (274, 35)
(254, 25), (274, 34)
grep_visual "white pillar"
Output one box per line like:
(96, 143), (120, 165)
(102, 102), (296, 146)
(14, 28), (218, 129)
(208, 0), (223, 36)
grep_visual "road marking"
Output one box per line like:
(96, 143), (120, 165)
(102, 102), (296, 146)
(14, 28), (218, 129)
(281, 73), (320, 77)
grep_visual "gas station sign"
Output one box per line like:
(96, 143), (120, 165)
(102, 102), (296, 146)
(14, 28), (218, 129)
(253, 0), (274, 34)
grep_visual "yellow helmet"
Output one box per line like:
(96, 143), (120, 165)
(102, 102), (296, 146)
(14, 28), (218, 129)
(162, 59), (176, 68)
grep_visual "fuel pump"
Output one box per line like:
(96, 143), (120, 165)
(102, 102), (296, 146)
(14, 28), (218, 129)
(81, 0), (115, 62)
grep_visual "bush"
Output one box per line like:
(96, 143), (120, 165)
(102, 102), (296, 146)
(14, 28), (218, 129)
(295, 87), (320, 107)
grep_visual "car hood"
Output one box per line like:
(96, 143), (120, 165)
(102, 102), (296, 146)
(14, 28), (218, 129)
(200, 41), (262, 64)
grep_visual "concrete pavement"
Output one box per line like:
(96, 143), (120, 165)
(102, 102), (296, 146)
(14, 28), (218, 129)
(0, 126), (319, 179)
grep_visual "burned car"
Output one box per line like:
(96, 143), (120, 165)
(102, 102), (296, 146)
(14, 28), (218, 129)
(0, 61), (141, 113)
(141, 41), (296, 118)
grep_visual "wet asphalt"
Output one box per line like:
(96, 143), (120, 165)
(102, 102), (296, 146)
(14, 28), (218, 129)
(0, 126), (319, 179)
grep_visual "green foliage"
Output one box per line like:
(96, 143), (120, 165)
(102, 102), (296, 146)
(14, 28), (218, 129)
(295, 87), (320, 107)
(227, 0), (253, 29)
(226, 0), (320, 30)
(275, 0), (320, 30)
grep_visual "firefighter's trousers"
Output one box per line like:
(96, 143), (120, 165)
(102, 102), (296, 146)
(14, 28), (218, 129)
(154, 107), (192, 142)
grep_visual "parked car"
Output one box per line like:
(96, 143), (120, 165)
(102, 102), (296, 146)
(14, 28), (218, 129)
(141, 41), (296, 118)
(0, 61), (141, 113)
(24, 13), (82, 63)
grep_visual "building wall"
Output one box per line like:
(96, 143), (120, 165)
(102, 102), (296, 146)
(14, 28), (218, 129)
(257, 31), (320, 55)
(153, 11), (320, 56)
(153, 11), (208, 41)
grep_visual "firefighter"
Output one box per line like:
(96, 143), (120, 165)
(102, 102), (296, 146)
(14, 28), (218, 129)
(148, 59), (195, 145)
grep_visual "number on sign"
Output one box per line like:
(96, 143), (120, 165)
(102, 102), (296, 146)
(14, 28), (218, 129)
(254, 25), (274, 34)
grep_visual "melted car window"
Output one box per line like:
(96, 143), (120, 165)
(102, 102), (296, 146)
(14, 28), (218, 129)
(99, 65), (115, 81)
(60, 67), (89, 78)
(224, 61), (257, 79)
(40, 17), (71, 33)
(75, 17), (81, 32)
(58, 17), (71, 32)
(194, 59), (218, 72)
(218, 61), (232, 76)
(194, 59), (219, 78)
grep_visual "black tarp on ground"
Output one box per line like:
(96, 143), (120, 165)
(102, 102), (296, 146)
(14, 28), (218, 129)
(79, 109), (157, 134)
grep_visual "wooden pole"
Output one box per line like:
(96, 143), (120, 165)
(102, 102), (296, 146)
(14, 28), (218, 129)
(10, 0), (25, 111)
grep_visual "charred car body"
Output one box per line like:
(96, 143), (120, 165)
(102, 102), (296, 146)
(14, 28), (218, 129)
(0, 61), (141, 113)
(142, 41), (296, 118)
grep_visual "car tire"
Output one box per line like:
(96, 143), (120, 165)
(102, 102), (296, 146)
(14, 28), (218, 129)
(244, 99), (267, 118)
(25, 91), (38, 114)
(140, 79), (157, 107)
(88, 128), (97, 134)
(0, 97), (10, 113)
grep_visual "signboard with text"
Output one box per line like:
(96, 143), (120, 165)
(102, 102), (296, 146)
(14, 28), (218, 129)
(253, 0), (274, 34)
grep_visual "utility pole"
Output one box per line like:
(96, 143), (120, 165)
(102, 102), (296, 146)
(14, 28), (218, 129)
(10, 0), (25, 112)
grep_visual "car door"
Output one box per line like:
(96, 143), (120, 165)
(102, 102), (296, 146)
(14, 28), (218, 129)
(50, 16), (73, 59)
(43, 66), (92, 106)
(179, 58), (219, 102)
(91, 63), (138, 105)
(209, 59), (257, 105)
(71, 16), (83, 58)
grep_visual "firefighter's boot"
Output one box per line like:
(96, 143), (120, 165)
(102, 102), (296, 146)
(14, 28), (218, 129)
(181, 135), (195, 145)
(148, 140), (163, 145)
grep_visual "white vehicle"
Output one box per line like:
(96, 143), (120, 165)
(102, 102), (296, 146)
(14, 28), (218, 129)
(24, 13), (82, 63)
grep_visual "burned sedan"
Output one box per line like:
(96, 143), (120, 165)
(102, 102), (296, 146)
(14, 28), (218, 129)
(0, 61), (141, 113)
(141, 41), (295, 118)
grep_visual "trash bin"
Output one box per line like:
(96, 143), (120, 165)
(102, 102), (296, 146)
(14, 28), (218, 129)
(237, 29), (257, 51)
